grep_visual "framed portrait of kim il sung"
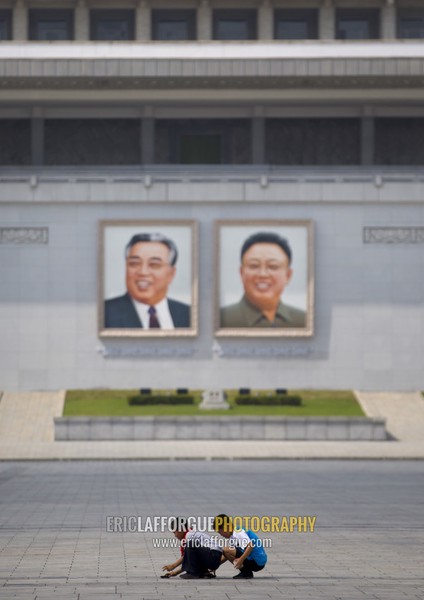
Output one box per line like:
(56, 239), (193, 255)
(215, 220), (314, 337)
(98, 220), (198, 337)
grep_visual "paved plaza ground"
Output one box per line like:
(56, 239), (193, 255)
(0, 460), (423, 600)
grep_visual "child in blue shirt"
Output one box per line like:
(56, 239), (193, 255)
(214, 514), (267, 579)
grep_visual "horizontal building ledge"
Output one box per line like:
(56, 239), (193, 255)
(1, 166), (424, 204)
(0, 43), (423, 91)
(1, 41), (424, 61)
(3, 90), (424, 105)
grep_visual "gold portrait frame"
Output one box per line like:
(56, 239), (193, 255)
(98, 220), (198, 338)
(214, 220), (314, 337)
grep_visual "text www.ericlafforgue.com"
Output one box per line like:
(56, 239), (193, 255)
(151, 537), (273, 549)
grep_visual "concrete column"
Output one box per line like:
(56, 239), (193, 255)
(141, 108), (155, 164)
(252, 107), (265, 164)
(136, 0), (150, 41)
(258, 0), (273, 40)
(319, 1), (335, 40)
(31, 108), (44, 167)
(252, 118), (265, 164)
(75, 0), (88, 41)
(361, 116), (375, 166)
(198, 0), (211, 41)
(13, 0), (28, 41)
(381, 0), (396, 40)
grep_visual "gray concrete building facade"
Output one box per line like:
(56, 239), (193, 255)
(1, 1), (424, 392)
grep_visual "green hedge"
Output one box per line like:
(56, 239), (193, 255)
(128, 395), (195, 406)
(234, 395), (301, 406)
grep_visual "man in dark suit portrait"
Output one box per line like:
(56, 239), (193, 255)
(105, 233), (190, 329)
(220, 232), (306, 329)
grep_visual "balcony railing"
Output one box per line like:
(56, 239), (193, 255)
(1, 164), (424, 178)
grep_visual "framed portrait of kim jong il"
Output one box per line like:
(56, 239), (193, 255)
(98, 220), (198, 337)
(215, 220), (314, 337)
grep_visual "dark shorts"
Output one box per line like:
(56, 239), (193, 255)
(202, 548), (222, 570)
(182, 546), (222, 576)
(235, 546), (265, 573)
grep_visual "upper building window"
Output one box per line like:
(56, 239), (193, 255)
(375, 119), (424, 165)
(45, 120), (141, 165)
(398, 9), (424, 39)
(336, 9), (380, 40)
(213, 10), (257, 40)
(152, 10), (196, 40)
(90, 10), (135, 41)
(274, 9), (318, 40)
(155, 119), (251, 165)
(266, 119), (361, 166)
(0, 120), (31, 165)
(180, 134), (221, 164)
(0, 10), (12, 41)
(29, 10), (74, 41)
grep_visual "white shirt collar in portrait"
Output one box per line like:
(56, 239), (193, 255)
(131, 297), (175, 330)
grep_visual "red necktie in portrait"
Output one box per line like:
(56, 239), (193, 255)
(148, 306), (161, 328)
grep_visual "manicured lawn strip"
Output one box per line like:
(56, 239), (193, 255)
(63, 389), (364, 417)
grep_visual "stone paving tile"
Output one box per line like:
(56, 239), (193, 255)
(0, 460), (423, 600)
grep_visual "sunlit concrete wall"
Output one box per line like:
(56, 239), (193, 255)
(1, 176), (423, 392)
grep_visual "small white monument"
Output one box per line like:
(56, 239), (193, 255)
(199, 390), (230, 410)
